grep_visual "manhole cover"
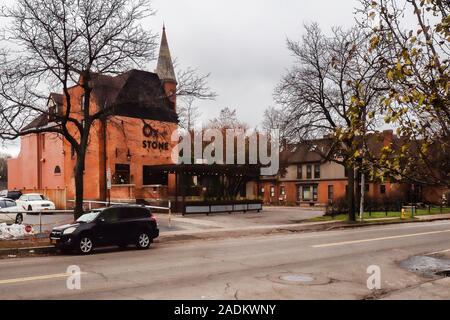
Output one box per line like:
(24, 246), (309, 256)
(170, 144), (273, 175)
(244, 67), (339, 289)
(280, 274), (314, 283)
(268, 272), (330, 286)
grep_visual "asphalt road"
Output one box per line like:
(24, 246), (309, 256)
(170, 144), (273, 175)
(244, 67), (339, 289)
(2, 220), (450, 299)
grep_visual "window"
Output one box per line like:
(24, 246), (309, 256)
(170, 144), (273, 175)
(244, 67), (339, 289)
(54, 166), (62, 175)
(143, 166), (168, 186)
(297, 165), (303, 179)
(314, 164), (321, 179)
(6, 200), (16, 208)
(280, 186), (286, 196)
(380, 185), (386, 195)
(328, 185), (334, 201)
(270, 186), (275, 198)
(306, 165), (312, 179)
(260, 187), (265, 195)
(101, 208), (121, 223)
(313, 186), (318, 201)
(302, 186), (312, 201)
(120, 208), (150, 220)
(297, 185), (302, 201)
(28, 195), (45, 201)
(114, 164), (131, 185)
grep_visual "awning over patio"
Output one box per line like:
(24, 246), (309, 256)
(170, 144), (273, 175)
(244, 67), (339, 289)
(144, 164), (261, 178)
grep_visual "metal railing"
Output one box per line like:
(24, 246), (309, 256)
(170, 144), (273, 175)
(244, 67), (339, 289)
(67, 200), (174, 228)
(0, 210), (73, 236)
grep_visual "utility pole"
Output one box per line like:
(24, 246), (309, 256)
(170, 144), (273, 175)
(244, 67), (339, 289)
(359, 102), (368, 222)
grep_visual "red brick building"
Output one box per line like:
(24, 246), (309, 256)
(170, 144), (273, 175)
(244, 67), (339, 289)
(260, 131), (447, 207)
(8, 27), (179, 207)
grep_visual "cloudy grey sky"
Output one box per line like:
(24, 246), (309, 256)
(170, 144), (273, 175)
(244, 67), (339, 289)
(1, 0), (360, 155)
(146, 0), (359, 127)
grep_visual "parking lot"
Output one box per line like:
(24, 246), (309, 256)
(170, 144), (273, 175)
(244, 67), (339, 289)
(21, 206), (325, 234)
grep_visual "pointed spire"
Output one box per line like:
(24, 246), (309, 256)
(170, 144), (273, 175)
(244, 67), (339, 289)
(156, 25), (177, 83)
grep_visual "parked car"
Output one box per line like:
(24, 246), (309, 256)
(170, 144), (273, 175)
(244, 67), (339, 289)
(49, 205), (159, 254)
(16, 194), (56, 212)
(0, 198), (25, 224)
(0, 190), (23, 201)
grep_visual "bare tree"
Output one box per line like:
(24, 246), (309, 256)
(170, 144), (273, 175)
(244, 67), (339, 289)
(0, 0), (214, 218)
(272, 23), (389, 221)
(207, 107), (249, 131)
(178, 96), (201, 131)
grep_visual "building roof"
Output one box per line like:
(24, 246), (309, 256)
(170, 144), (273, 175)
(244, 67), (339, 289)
(49, 93), (64, 107)
(280, 130), (404, 166)
(23, 69), (179, 131)
(93, 69), (178, 123)
(21, 114), (49, 132)
(155, 26), (177, 83)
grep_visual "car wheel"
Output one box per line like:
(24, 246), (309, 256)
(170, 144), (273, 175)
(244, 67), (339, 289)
(77, 236), (94, 255)
(136, 232), (151, 250)
(15, 214), (23, 225)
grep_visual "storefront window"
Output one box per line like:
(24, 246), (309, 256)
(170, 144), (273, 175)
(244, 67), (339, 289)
(143, 166), (168, 186)
(114, 164), (130, 185)
(280, 186), (286, 196)
(270, 186), (275, 198)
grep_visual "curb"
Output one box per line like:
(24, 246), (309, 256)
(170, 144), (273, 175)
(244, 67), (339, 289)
(158, 216), (450, 243)
(0, 245), (56, 257)
(2, 216), (450, 257)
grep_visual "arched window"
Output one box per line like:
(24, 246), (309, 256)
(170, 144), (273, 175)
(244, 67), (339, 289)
(54, 166), (62, 175)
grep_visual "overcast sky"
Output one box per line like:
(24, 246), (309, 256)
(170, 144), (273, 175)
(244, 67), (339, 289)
(1, 0), (360, 156)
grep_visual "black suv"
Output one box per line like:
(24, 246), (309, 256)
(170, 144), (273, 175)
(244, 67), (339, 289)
(50, 205), (159, 254)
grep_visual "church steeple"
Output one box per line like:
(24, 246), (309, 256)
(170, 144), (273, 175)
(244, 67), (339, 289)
(156, 25), (177, 83)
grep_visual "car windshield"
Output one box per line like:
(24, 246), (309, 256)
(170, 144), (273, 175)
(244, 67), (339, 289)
(76, 211), (100, 223)
(28, 195), (44, 201)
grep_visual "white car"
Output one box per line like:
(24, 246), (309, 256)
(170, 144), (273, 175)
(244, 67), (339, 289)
(16, 194), (56, 212)
(0, 198), (25, 224)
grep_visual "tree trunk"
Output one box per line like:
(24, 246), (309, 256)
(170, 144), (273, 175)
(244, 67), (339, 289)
(347, 164), (356, 222)
(74, 150), (86, 219)
(360, 171), (365, 221)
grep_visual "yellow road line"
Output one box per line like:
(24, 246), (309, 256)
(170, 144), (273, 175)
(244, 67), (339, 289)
(312, 229), (450, 248)
(0, 272), (87, 285)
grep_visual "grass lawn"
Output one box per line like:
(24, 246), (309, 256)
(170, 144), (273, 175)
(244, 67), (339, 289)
(308, 207), (450, 222)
